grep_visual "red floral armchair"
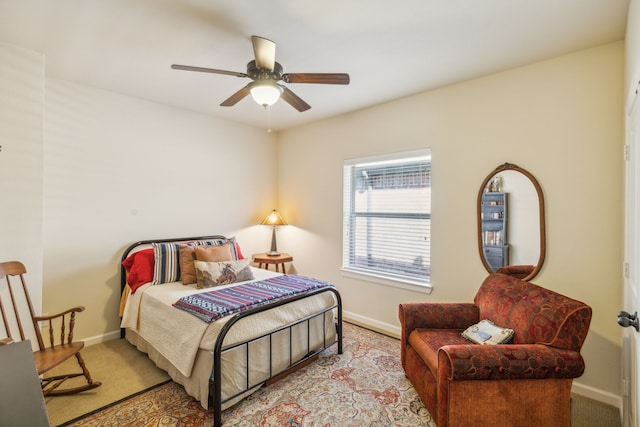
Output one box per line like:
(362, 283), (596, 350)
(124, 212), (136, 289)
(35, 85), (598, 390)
(399, 273), (592, 427)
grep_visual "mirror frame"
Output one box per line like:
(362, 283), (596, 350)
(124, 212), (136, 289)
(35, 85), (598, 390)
(477, 162), (546, 281)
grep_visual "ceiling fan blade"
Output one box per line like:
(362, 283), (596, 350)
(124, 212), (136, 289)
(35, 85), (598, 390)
(252, 35), (276, 71)
(281, 87), (311, 112)
(282, 73), (350, 85)
(171, 64), (247, 78)
(220, 85), (251, 106)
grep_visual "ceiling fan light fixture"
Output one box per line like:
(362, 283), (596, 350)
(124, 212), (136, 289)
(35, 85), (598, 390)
(249, 81), (283, 107)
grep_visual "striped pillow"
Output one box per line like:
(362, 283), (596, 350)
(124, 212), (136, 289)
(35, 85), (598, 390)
(152, 238), (236, 285)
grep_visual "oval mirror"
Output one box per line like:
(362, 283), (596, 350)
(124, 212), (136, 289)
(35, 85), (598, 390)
(477, 163), (546, 281)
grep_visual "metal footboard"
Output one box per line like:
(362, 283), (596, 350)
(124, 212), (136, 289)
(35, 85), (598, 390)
(210, 286), (342, 427)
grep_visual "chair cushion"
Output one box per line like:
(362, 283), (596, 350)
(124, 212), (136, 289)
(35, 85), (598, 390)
(408, 328), (467, 377)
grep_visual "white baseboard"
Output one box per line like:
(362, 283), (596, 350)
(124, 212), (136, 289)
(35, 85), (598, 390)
(343, 310), (622, 409)
(343, 310), (401, 338)
(83, 329), (121, 347)
(571, 381), (622, 409)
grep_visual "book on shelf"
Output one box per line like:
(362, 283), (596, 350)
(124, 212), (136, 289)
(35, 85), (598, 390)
(483, 230), (504, 246)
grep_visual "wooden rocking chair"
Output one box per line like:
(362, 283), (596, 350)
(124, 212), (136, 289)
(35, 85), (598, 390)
(0, 261), (101, 396)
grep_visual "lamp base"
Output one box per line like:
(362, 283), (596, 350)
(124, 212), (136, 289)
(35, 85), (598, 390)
(267, 226), (280, 257)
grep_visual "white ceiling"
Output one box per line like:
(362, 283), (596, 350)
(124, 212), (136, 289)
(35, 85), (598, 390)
(0, 0), (630, 131)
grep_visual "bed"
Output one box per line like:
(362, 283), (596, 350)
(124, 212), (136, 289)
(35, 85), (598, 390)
(119, 235), (342, 427)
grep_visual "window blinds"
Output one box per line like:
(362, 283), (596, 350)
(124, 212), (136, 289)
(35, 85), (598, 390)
(343, 150), (431, 284)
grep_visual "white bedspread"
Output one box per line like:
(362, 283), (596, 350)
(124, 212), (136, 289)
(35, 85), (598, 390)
(120, 267), (337, 377)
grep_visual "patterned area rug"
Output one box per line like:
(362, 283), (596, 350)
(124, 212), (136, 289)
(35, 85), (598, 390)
(64, 322), (434, 426)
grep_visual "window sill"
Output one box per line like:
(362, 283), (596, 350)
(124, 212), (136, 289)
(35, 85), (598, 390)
(340, 268), (433, 294)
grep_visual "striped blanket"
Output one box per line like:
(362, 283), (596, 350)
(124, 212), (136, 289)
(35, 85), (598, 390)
(173, 275), (334, 323)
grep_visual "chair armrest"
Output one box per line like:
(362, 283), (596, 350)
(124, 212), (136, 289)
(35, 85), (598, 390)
(33, 306), (85, 346)
(0, 338), (14, 345)
(33, 306), (85, 322)
(399, 302), (479, 339)
(438, 344), (585, 381)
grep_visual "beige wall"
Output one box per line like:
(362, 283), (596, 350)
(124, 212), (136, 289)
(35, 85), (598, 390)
(41, 79), (278, 342)
(0, 43), (44, 312)
(278, 42), (624, 400)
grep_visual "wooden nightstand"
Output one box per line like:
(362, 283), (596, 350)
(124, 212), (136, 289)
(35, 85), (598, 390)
(252, 253), (293, 273)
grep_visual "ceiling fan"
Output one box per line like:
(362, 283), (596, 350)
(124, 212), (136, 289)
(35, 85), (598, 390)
(171, 35), (350, 112)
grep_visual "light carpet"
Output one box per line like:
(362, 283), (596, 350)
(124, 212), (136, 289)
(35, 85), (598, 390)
(45, 337), (170, 426)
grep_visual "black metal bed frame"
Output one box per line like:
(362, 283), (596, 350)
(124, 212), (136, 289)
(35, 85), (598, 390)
(119, 235), (343, 427)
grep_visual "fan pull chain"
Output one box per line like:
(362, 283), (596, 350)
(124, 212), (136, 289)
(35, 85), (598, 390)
(265, 105), (272, 133)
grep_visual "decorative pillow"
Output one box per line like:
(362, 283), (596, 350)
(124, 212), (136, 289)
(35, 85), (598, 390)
(235, 241), (245, 260)
(178, 245), (199, 285)
(121, 248), (155, 292)
(462, 319), (514, 345)
(180, 241), (237, 285)
(194, 242), (236, 262)
(152, 238), (231, 285)
(194, 259), (253, 289)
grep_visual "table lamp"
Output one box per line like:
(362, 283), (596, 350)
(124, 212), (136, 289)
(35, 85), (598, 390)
(260, 209), (287, 256)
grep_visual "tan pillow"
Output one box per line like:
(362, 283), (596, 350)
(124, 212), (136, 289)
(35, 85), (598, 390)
(178, 245), (198, 285)
(194, 243), (235, 262)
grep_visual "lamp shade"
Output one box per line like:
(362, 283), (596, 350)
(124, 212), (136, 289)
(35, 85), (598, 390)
(250, 81), (283, 107)
(260, 209), (287, 256)
(260, 209), (287, 226)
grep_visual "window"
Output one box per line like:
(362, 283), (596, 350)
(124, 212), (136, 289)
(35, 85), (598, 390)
(342, 149), (431, 289)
